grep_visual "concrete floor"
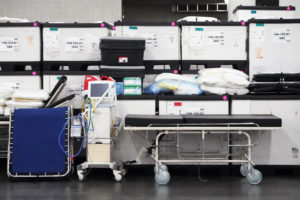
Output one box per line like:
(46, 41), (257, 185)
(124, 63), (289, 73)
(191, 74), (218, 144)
(1, 164), (300, 200)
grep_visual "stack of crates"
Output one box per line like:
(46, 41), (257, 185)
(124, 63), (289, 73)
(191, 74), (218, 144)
(42, 22), (112, 109)
(0, 22), (42, 89)
(180, 21), (248, 74)
(114, 21), (181, 73)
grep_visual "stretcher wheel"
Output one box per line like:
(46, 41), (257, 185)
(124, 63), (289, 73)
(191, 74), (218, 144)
(77, 170), (85, 181)
(121, 168), (127, 176)
(113, 170), (123, 182)
(240, 164), (249, 177)
(114, 174), (122, 182)
(155, 169), (170, 185)
(247, 169), (262, 185)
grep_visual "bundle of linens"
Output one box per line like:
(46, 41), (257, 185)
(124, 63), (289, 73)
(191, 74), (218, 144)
(0, 84), (49, 115)
(197, 68), (250, 95)
(145, 73), (202, 95)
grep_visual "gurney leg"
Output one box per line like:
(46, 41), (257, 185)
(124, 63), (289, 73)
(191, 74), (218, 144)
(241, 131), (263, 184)
(154, 132), (170, 185)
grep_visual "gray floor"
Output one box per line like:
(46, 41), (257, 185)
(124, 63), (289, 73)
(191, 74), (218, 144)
(1, 164), (300, 200)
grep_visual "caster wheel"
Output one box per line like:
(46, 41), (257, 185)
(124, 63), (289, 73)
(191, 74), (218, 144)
(113, 170), (123, 182)
(121, 168), (127, 176)
(155, 170), (170, 185)
(114, 174), (122, 182)
(240, 164), (249, 177)
(77, 170), (85, 181)
(247, 169), (262, 185)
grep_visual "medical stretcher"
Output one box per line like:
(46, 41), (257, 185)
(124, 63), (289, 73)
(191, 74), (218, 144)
(124, 114), (282, 185)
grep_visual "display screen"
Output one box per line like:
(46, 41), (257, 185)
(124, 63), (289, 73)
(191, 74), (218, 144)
(90, 83), (109, 98)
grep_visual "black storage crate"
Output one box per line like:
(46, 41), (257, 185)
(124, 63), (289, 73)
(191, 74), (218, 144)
(100, 37), (145, 66)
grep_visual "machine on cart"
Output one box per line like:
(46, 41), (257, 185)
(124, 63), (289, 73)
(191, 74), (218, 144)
(76, 80), (125, 181)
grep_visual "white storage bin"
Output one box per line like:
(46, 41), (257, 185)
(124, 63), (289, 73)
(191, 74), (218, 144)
(181, 22), (247, 73)
(43, 22), (112, 70)
(233, 6), (296, 22)
(0, 22), (41, 71)
(114, 22), (180, 73)
(249, 19), (300, 80)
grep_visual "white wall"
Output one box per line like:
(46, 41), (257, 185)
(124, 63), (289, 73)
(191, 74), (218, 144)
(227, 0), (256, 21)
(0, 0), (122, 23)
(280, 0), (300, 18)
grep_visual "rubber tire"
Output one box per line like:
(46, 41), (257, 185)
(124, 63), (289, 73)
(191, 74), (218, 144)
(114, 174), (122, 182)
(121, 168), (127, 176)
(77, 170), (84, 181)
(240, 164), (248, 177)
(247, 169), (262, 185)
(155, 170), (170, 185)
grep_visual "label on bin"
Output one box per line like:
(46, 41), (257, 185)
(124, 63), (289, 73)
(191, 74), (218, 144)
(65, 37), (84, 52)
(207, 31), (225, 46)
(0, 37), (19, 52)
(272, 28), (291, 44)
(195, 28), (204, 31)
(118, 57), (128, 63)
(140, 33), (158, 47)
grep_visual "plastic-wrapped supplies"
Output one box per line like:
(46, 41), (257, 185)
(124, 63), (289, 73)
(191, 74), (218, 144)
(12, 89), (49, 102)
(5, 89), (49, 111)
(198, 68), (249, 95)
(145, 73), (202, 95)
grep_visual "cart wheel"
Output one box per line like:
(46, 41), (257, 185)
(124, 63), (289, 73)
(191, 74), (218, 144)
(77, 170), (85, 181)
(121, 168), (127, 176)
(155, 169), (170, 185)
(113, 170), (123, 182)
(114, 174), (122, 182)
(247, 169), (262, 185)
(240, 164), (249, 177)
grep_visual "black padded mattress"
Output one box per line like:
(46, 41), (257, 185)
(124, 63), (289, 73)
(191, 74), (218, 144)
(125, 114), (184, 127)
(184, 115), (281, 127)
(125, 114), (282, 127)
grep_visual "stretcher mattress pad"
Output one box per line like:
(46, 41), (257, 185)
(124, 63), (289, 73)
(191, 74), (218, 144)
(125, 114), (282, 127)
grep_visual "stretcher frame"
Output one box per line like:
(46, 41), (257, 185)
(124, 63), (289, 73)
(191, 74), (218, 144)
(124, 123), (281, 184)
(7, 108), (71, 178)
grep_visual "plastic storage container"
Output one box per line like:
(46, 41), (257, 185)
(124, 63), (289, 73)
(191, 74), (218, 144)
(248, 19), (300, 80)
(0, 22), (41, 71)
(114, 21), (181, 73)
(100, 37), (145, 66)
(43, 22), (112, 71)
(180, 21), (248, 73)
(233, 6), (296, 21)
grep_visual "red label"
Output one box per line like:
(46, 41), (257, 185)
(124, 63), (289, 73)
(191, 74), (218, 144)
(174, 102), (182, 107)
(118, 57), (128, 63)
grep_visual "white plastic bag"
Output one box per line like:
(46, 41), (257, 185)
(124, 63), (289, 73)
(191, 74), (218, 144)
(6, 100), (44, 108)
(13, 89), (49, 101)
(0, 106), (4, 115)
(198, 73), (249, 88)
(201, 85), (249, 95)
(0, 87), (14, 99)
(0, 98), (5, 106)
(226, 88), (249, 95)
(201, 85), (227, 95)
(155, 73), (198, 84)
(199, 68), (249, 79)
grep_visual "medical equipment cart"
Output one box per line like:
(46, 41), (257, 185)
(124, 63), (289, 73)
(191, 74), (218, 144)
(76, 81), (124, 181)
